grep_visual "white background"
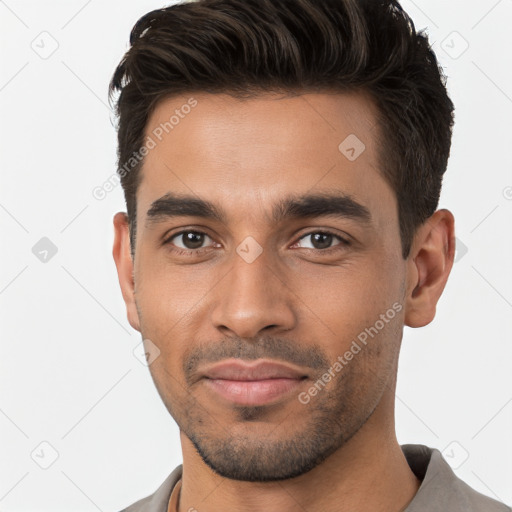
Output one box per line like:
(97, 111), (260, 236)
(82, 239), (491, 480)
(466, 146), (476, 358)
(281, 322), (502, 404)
(1, 0), (511, 510)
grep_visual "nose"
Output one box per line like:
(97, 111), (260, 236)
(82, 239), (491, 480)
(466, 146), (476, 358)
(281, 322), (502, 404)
(210, 246), (297, 339)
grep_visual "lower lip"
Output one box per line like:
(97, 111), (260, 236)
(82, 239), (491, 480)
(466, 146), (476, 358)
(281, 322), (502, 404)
(204, 378), (304, 406)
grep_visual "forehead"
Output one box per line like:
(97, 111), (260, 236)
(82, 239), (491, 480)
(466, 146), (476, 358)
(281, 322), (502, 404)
(137, 91), (396, 230)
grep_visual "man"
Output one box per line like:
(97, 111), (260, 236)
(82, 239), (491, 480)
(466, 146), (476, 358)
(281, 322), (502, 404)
(110, 0), (511, 511)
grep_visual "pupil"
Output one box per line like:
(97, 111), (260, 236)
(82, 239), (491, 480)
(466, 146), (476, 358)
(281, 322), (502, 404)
(313, 233), (331, 249)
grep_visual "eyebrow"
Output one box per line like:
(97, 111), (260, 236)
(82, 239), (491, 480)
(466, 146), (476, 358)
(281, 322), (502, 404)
(145, 191), (372, 228)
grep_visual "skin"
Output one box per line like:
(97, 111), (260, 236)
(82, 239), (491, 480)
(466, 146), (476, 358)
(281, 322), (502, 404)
(113, 91), (455, 512)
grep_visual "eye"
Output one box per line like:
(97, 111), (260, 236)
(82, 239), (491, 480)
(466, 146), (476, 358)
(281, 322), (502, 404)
(293, 230), (351, 251)
(162, 228), (351, 256)
(164, 230), (216, 252)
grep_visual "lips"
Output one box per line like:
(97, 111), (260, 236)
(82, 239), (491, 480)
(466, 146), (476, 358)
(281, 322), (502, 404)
(200, 359), (308, 406)
(202, 360), (308, 381)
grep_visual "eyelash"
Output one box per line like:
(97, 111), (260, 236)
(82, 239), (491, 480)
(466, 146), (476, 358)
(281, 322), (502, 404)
(162, 229), (351, 256)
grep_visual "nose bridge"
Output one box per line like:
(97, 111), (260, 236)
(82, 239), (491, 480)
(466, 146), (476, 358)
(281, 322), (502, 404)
(210, 241), (296, 338)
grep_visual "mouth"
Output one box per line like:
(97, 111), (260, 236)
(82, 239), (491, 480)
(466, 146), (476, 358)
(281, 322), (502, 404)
(200, 359), (309, 406)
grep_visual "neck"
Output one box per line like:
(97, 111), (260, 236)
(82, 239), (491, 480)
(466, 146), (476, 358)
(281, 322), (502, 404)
(176, 389), (421, 512)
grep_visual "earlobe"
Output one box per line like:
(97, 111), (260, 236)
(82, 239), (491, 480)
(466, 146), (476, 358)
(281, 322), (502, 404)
(404, 209), (455, 328)
(112, 212), (141, 332)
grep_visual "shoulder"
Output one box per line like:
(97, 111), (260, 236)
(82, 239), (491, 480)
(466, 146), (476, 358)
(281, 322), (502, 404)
(402, 444), (511, 512)
(118, 465), (183, 512)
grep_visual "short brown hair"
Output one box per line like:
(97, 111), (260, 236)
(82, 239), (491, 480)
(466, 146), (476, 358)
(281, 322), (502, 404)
(109, 0), (455, 259)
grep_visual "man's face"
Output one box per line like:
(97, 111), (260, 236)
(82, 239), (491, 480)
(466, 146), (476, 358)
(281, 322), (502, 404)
(126, 91), (409, 481)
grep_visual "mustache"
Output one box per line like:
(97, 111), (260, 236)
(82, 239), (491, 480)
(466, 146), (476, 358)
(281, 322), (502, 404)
(183, 334), (329, 385)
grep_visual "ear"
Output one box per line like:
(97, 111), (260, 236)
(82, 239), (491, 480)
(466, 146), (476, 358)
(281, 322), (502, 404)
(404, 209), (456, 328)
(112, 212), (141, 332)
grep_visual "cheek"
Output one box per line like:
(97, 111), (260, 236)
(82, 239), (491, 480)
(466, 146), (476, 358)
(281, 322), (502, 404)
(136, 255), (215, 323)
(290, 256), (403, 354)
(297, 260), (395, 317)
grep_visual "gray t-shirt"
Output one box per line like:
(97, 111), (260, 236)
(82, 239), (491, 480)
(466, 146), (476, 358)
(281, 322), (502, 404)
(120, 444), (511, 511)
